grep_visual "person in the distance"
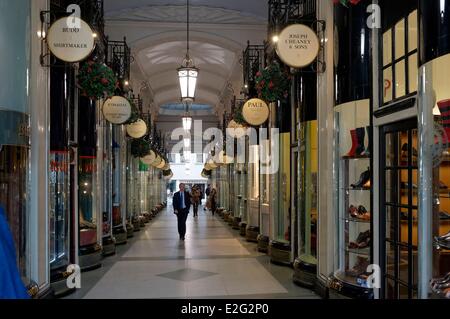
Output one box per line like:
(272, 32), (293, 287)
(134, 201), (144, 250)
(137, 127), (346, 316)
(172, 183), (191, 241)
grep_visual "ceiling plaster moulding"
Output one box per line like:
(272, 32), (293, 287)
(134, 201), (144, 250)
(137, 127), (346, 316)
(105, 5), (266, 25)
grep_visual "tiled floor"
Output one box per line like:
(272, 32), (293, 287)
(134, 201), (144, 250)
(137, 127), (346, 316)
(66, 205), (319, 299)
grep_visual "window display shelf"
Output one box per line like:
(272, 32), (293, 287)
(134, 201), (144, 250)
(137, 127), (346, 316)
(341, 155), (370, 160)
(342, 217), (371, 224)
(342, 187), (371, 191)
(344, 247), (370, 256)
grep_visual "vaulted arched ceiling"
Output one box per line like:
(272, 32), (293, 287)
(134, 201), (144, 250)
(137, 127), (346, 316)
(104, 0), (268, 137)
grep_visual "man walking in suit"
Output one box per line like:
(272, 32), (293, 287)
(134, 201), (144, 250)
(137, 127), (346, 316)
(173, 183), (191, 241)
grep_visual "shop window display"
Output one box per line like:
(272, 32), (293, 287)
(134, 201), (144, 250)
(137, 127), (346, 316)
(298, 121), (318, 267)
(426, 53), (450, 299)
(49, 151), (70, 270)
(380, 120), (419, 299)
(78, 156), (98, 247)
(331, 99), (373, 298)
(382, 10), (418, 104)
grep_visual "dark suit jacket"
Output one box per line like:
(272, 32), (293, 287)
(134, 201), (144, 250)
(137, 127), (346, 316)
(173, 191), (191, 212)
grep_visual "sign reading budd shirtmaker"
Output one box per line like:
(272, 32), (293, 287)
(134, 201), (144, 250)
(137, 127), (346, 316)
(242, 98), (269, 126)
(276, 24), (320, 68)
(47, 17), (96, 63)
(102, 96), (132, 124)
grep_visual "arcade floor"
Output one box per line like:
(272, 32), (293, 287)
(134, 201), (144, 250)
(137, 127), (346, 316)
(66, 205), (319, 299)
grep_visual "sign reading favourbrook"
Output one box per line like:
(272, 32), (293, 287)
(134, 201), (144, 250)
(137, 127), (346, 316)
(47, 17), (96, 63)
(242, 98), (270, 126)
(276, 24), (320, 68)
(102, 96), (132, 124)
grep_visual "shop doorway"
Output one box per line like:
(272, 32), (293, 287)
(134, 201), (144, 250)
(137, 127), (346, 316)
(379, 118), (418, 299)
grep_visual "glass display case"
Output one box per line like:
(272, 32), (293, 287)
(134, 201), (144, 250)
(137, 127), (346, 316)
(112, 125), (127, 244)
(294, 120), (318, 286)
(79, 156), (98, 248)
(425, 53), (450, 300)
(331, 99), (373, 299)
(246, 144), (260, 242)
(101, 122), (115, 256)
(49, 151), (70, 270)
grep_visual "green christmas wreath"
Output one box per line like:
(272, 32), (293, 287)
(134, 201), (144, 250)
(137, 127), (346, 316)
(333, 0), (362, 7)
(125, 100), (140, 124)
(255, 62), (291, 103)
(233, 103), (247, 126)
(130, 138), (151, 158)
(78, 60), (118, 100)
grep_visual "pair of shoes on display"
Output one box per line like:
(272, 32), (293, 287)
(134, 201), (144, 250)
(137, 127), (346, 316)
(400, 182), (418, 190)
(439, 211), (450, 220)
(401, 143), (418, 158)
(431, 272), (450, 298)
(434, 231), (450, 249)
(348, 230), (371, 249)
(346, 256), (370, 278)
(345, 127), (371, 157)
(351, 168), (371, 189)
(348, 205), (371, 221)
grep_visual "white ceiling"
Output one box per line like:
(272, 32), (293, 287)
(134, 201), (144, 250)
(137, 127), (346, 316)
(104, 0), (267, 140)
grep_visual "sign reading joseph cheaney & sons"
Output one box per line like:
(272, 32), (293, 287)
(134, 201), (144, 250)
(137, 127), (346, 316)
(276, 24), (320, 68)
(47, 17), (96, 63)
(242, 98), (270, 126)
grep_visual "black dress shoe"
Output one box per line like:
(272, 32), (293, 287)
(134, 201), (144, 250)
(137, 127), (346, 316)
(351, 168), (371, 189)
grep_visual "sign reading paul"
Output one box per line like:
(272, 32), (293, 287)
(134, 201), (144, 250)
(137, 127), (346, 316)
(102, 96), (132, 124)
(47, 17), (96, 63)
(242, 98), (270, 126)
(276, 24), (320, 68)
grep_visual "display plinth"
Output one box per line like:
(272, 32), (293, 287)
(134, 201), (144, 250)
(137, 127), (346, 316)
(79, 244), (102, 271)
(50, 267), (76, 297)
(293, 257), (317, 288)
(232, 217), (242, 230)
(102, 236), (116, 257)
(126, 223), (134, 238)
(132, 218), (141, 232)
(246, 226), (259, 242)
(239, 222), (247, 236)
(269, 240), (292, 266)
(113, 226), (127, 245)
(257, 234), (270, 253)
(329, 274), (373, 299)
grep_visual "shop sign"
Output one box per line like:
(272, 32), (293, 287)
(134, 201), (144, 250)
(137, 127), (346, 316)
(126, 119), (147, 139)
(141, 150), (157, 165)
(276, 24), (320, 68)
(102, 96), (132, 124)
(47, 17), (96, 63)
(242, 98), (270, 126)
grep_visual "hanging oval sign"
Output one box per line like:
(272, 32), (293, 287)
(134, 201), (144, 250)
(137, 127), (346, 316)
(141, 150), (157, 165)
(47, 17), (96, 63)
(242, 98), (270, 126)
(156, 159), (166, 170)
(102, 96), (132, 124)
(126, 119), (147, 139)
(151, 155), (162, 168)
(276, 24), (320, 68)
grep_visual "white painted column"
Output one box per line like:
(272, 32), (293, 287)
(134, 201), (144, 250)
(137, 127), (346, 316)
(29, 0), (50, 291)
